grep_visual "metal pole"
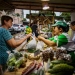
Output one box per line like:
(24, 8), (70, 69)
(29, 6), (31, 24)
(52, 7), (54, 24)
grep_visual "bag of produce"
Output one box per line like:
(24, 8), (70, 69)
(7, 53), (16, 67)
(36, 41), (44, 51)
(7, 53), (15, 61)
(42, 48), (54, 61)
(67, 44), (75, 51)
(27, 34), (37, 49)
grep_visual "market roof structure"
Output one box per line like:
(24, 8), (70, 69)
(0, 0), (75, 12)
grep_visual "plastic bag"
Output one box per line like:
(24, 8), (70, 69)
(27, 34), (37, 49)
(7, 53), (15, 61)
(67, 44), (75, 51)
(36, 41), (44, 50)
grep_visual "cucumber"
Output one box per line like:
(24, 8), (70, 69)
(51, 71), (73, 75)
(48, 64), (74, 74)
(51, 60), (71, 65)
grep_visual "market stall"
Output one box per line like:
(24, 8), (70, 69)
(3, 32), (75, 75)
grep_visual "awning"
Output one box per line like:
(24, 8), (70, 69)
(0, 0), (75, 12)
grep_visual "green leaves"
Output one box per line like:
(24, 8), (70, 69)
(60, 12), (71, 22)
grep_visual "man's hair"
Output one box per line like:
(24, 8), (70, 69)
(1, 15), (13, 25)
(70, 21), (75, 26)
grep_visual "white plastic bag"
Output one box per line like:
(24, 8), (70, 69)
(27, 35), (37, 49)
(36, 41), (44, 50)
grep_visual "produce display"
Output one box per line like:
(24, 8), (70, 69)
(21, 61), (44, 75)
(7, 52), (26, 72)
(45, 47), (74, 75)
(3, 29), (75, 75)
(48, 64), (74, 75)
(42, 49), (54, 61)
(50, 60), (72, 69)
(51, 60), (71, 65)
(5, 32), (74, 75)
(56, 48), (71, 62)
(56, 48), (67, 59)
(21, 61), (36, 75)
(28, 53), (40, 60)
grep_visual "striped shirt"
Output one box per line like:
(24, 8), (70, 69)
(0, 27), (13, 64)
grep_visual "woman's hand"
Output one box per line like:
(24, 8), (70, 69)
(38, 36), (56, 46)
(38, 36), (44, 40)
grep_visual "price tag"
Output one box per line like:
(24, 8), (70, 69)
(34, 50), (40, 56)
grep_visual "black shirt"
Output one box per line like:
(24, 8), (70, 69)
(31, 24), (39, 37)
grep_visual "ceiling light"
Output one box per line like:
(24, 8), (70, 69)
(41, 0), (49, 1)
(43, 5), (49, 10)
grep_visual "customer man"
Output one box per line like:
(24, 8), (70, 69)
(0, 15), (32, 72)
(67, 21), (75, 68)
(70, 21), (75, 43)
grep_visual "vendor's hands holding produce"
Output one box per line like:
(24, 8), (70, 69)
(38, 36), (45, 40)
(38, 36), (56, 47)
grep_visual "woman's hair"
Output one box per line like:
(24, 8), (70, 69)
(57, 25), (69, 32)
(32, 20), (38, 24)
(1, 15), (13, 25)
(70, 21), (75, 26)
(30, 23), (33, 27)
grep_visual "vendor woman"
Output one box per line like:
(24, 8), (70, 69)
(0, 15), (32, 72)
(38, 21), (70, 47)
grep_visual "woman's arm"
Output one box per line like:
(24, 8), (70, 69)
(38, 36), (56, 46)
(7, 33), (32, 48)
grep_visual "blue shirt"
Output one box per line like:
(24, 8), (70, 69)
(0, 27), (13, 64)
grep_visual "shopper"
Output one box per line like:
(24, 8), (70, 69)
(67, 21), (75, 68)
(38, 21), (70, 47)
(0, 15), (32, 72)
(70, 21), (75, 43)
(30, 20), (39, 37)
